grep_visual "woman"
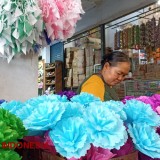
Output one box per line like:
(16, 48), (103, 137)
(77, 51), (131, 101)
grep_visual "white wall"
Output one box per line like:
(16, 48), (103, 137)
(0, 53), (38, 102)
(76, 0), (156, 34)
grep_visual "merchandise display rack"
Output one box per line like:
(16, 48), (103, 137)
(124, 79), (160, 97)
(44, 61), (63, 94)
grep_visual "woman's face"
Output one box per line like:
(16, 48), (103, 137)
(102, 62), (130, 86)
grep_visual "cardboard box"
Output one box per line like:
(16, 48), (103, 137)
(86, 56), (94, 66)
(65, 47), (78, 53)
(145, 72), (156, 79)
(78, 74), (86, 81)
(72, 67), (85, 75)
(147, 64), (155, 72)
(156, 72), (160, 79)
(72, 61), (85, 68)
(86, 66), (94, 77)
(72, 68), (78, 75)
(111, 151), (138, 160)
(95, 50), (101, 64)
(66, 69), (72, 77)
(65, 57), (73, 64)
(155, 64), (160, 72)
(65, 63), (72, 69)
(72, 76), (79, 87)
(65, 77), (72, 87)
(74, 49), (84, 58)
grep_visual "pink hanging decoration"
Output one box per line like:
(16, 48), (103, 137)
(38, 0), (84, 41)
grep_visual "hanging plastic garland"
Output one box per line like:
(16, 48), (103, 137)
(0, 0), (45, 62)
(38, 0), (85, 41)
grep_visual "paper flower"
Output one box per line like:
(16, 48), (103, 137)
(49, 117), (90, 159)
(71, 92), (101, 107)
(112, 136), (135, 157)
(124, 100), (160, 126)
(136, 96), (157, 111)
(23, 102), (65, 133)
(128, 123), (160, 158)
(84, 103), (127, 150)
(0, 149), (21, 160)
(38, 0), (84, 41)
(0, 0), (45, 62)
(86, 145), (116, 160)
(121, 96), (135, 104)
(58, 90), (76, 100)
(157, 106), (160, 115)
(25, 94), (68, 106)
(0, 100), (23, 115)
(104, 100), (127, 121)
(61, 102), (84, 119)
(0, 99), (6, 105)
(0, 108), (26, 145)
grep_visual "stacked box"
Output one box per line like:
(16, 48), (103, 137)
(85, 46), (95, 77)
(94, 49), (101, 64)
(65, 77), (72, 88)
(65, 48), (86, 88)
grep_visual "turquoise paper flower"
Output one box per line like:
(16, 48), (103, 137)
(61, 102), (84, 119)
(71, 92), (101, 107)
(128, 123), (160, 158)
(23, 102), (65, 132)
(104, 100), (127, 121)
(49, 117), (90, 158)
(25, 94), (68, 106)
(124, 100), (160, 126)
(84, 103), (127, 149)
(0, 101), (23, 115)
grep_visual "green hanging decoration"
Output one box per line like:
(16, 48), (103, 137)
(123, 28), (128, 49)
(155, 18), (160, 49)
(139, 23), (146, 48)
(128, 27), (132, 49)
(114, 32), (118, 50)
(0, 0), (45, 62)
(120, 31), (123, 49)
(150, 17), (156, 48)
(134, 25), (140, 48)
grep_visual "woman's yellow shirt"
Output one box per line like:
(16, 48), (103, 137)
(81, 75), (105, 101)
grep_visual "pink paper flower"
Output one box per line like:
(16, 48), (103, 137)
(38, 0), (84, 41)
(86, 145), (115, 160)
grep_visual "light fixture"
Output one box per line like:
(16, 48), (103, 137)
(157, 0), (160, 5)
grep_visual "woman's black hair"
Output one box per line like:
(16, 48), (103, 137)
(101, 51), (130, 68)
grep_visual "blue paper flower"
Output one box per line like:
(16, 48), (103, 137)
(103, 100), (127, 121)
(128, 123), (160, 158)
(84, 103), (127, 149)
(0, 100), (23, 115)
(0, 99), (6, 105)
(23, 102), (65, 131)
(61, 102), (84, 119)
(124, 100), (160, 126)
(25, 94), (68, 106)
(71, 92), (101, 107)
(49, 117), (90, 158)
